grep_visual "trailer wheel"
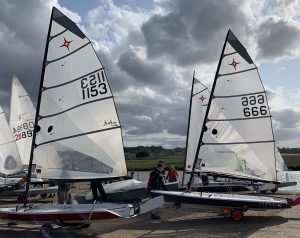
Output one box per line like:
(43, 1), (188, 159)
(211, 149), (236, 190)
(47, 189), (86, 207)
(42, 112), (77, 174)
(40, 223), (53, 238)
(173, 203), (181, 209)
(231, 210), (243, 222)
(271, 188), (278, 193)
(79, 223), (91, 229)
(40, 193), (47, 199)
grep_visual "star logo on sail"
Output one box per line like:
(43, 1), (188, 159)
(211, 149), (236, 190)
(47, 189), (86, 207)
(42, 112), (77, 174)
(229, 58), (240, 71)
(60, 37), (73, 50)
(199, 95), (206, 103)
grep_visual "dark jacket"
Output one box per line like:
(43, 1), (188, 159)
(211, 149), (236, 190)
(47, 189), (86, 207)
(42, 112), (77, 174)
(147, 169), (167, 190)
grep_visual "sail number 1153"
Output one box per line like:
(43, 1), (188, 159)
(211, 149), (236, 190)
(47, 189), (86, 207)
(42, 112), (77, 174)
(241, 94), (268, 117)
(81, 70), (107, 100)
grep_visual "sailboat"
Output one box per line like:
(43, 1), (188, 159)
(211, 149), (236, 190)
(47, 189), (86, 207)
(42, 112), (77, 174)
(152, 29), (294, 221)
(182, 76), (295, 193)
(0, 7), (163, 236)
(1, 74), (58, 200)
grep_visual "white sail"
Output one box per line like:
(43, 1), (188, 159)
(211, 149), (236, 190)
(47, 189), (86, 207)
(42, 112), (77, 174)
(186, 78), (289, 181)
(0, 106), (22, 175)
(275, 147), (288, 172)
(9, 74), (35, 167)
(193, 30), (277, 182)
(185, 77), (210, 171)
(32, 7), (127, 180)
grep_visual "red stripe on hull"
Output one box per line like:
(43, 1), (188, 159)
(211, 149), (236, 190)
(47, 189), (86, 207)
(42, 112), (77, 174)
(0, 211), (120, 222)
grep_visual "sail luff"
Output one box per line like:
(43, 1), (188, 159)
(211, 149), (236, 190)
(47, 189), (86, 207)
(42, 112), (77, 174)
(182, 71), (195, 186)
(25, 7), (55, 197)
(188, 30), (231, 188)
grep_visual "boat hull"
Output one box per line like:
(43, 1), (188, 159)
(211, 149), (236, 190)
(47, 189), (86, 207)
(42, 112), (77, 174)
(151, 190), (292, 210)
(0, 196), (164, 224)
(0, 203), (132, 223)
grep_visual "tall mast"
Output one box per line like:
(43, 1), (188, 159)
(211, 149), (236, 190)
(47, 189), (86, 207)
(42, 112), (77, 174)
(182, 71), (195, 186)
(187, 30), (230, 189)
(25, 8), (54, 199)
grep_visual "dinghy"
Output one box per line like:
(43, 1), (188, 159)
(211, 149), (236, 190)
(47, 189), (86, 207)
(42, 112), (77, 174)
(1, 74), (58, 200)
(182, 77), (295, 193)
(0, 7), (163, 237)
(154, 29), (294, 221)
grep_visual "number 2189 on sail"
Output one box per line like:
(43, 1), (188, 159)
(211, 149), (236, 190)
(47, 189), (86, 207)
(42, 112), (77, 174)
(80, 70), (108, 100)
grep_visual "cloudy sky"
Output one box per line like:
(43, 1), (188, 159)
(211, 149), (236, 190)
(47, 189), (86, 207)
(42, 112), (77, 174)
(0, 0), (300, 148)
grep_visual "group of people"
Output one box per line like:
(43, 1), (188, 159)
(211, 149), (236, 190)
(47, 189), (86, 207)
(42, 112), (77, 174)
(55, 162), (179, 208)
(146, 162), (179, 220)
(147, 162), (179, 191)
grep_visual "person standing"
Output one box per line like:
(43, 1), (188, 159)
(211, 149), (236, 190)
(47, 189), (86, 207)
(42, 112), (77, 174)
(166, 165), (179, 182)
(147, 164), (167, 191)
(91, 179), (107, 202)
(147, 163), (167, 220)
(57, 182), (72, 204)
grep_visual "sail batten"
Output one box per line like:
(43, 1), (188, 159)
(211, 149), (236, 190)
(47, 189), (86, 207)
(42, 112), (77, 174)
(50, 29), (68, 40)
(208, 115), (271, 122)
(44, 67), (104, 90)
(204, 140), (274, 145)
(214, 91), (266, 98)
(36, 126), (121, 147)
(219, 67), (257, 77)
(47, 42), (91, 64)
(40, 96), (113, 118)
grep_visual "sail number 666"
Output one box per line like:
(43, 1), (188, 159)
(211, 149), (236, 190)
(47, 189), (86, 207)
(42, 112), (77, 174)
(241, 95), (267, 117)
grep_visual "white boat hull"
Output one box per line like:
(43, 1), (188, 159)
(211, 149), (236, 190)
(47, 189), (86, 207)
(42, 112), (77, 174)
(0, 196), (164, 224)
(151, 190), (292, 210)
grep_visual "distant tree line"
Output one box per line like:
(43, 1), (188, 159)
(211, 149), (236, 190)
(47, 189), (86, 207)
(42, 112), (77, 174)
(124, 146), (185, 159)
(124, 146), (300, 159)
(279, 148), (300, 154)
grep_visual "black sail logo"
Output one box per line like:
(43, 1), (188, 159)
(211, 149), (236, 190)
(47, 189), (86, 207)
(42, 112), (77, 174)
(81, 70), (107, 100)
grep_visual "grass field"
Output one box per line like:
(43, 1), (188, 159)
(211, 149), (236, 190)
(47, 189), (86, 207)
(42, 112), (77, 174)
(126, 156), (184, 171)
(282, 153), (300, 169)
(126, 154), (300, 171)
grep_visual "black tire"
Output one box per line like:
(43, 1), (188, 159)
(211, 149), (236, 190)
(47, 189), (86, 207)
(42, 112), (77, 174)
(79, 223), (91, 229)
(40, 223), (53, 238)
(271, 188), (278, 193)
(40, 193), (47, 199)
(173, 203), (181, 209)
